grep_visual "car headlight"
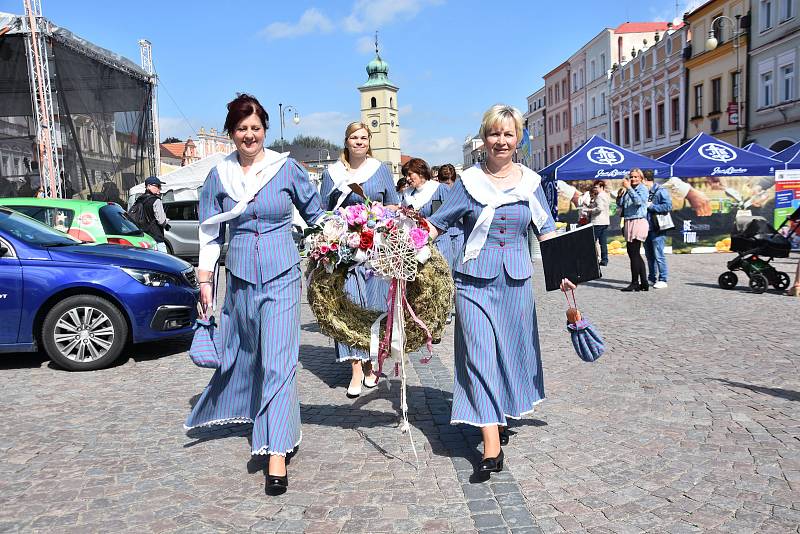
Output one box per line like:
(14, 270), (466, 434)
(121, 267), (181, 287)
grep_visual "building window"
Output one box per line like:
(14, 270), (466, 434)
(633, 112), (641, 143)
(601, 92), (606, 115)
(548, 87), (553, 105)
(370, 97), (377, 108)
(761, 0), (774, 31)
(761, 71), (774, 106)
(601, 53), (606, 73)
(781, 0), (794, 20)
(548, 116), (553, 134)
(555, 84), (560, 102)
(573, 72), (578, 91)
(555, 114), (560, 132)
(781, 63), (794, 102)
(557, 145), (562, 158)
(666, 37), (673, 55)
(657, 102), (665, 136)
(591, 97), (596, 118)
(693, 84), (703, 117)
(712, 13), (724, 43)
(390, 97), (394, 108)
(562, 80), (567, 97)
(711, 77), (722, 113)
(550, 146), (555, 162)
(623, 117), (630, 145)
(644, 108), (653, 140)
(671, 97), (680, 132)
(614, 120), (620, 144)
(590, 60), (596, 80)
(731, 71), (741, 102)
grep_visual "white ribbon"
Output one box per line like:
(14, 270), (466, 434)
(460, 164), (550, 263)
(403, 180), (440, 210)
(197, 149), (289, 272)
(327, 158), (383, 210)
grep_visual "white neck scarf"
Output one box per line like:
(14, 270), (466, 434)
(404, 179), (440, 210)
(198, 148), (288, 248)
(460, 163), (550, 262)
(327, 157), (382, 210)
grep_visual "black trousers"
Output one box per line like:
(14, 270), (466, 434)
(626, 240), (647, 286)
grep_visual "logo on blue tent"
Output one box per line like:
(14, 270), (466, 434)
(587, 147), (624, 166)
(698, 143), (737, 163)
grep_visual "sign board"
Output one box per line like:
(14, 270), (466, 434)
(727, 102), (738, 126)
(774, 169), (800, 228)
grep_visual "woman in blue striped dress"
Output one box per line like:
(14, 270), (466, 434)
(428, 105), (573, 479)
(437, 163), (464, 272)
(189, 94), (325, 494)
(400, 158), (451, 265)
(319, 122), (400, 398)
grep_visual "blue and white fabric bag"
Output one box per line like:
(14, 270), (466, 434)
(189, 316), (222, 369)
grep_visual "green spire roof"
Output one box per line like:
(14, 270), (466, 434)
(360, 33), (397, 89)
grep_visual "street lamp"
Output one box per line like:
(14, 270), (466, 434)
(706, 14), (742, 146)
(278, 103), (300, 152)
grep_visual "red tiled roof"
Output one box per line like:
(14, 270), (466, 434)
(160, 142), (184, 158)
(400, 154), (413, 165)
(615, 22), (671, 33)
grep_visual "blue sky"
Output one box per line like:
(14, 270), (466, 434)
(1, 0), (699, 165)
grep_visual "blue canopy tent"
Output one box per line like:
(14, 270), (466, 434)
(538, 136), (670, 218)
(743, 142), (776, 158)
(540, 135), (670, 180)
(658, 132), (780, 177)
(772, 140), (800, 169)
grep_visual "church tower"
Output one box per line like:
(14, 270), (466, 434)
(359, 35), (401, 179)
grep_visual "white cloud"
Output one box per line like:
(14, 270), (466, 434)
(343, 0), (440, 33)
(399, 104), (413, 115)
(401, 126), (461, 165)
(263, 0), (440, 40)
(262, 8), (334, 40)
(356, 35), (376, 54)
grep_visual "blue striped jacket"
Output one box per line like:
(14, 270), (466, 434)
(319, 163), (400, 209)
(428, 179), (556, 280)
(199, 158), (324, 284)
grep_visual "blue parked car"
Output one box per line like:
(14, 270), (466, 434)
(0, 207), (199, 371)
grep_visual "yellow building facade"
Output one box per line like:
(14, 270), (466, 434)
(684, 0), (749, 146)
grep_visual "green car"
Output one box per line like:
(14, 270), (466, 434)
(0, 198), (158, 249)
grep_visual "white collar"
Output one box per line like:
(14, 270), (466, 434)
(404, 180), (440, 210)
(327, 157), (383, 209)
(460, 163), (550, 262)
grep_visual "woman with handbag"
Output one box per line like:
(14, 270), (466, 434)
(187, 94), (325, 495)
(426, 105), (573, 480)
(618, 168), (650, 292)
(643, 172), (672, 289)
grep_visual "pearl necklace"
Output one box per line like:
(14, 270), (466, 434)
(482, 163), (515, 180)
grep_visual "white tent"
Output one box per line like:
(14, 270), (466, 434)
(127, 152), (227, 205)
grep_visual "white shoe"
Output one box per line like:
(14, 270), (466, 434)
(653, 281), (668, 289)
(363, 374), (379, 389)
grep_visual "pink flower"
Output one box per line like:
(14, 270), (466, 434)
(320, 245), (330, 254)
(409, 227), (429, 249)
(347, 232), (361, 248)
(370, 204), (386, 220)
(345, 204), (368, 226)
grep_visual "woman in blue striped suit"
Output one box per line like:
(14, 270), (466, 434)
(437, 163), (464, 273)
(319, 122), (400, 398)
(428, 105), (573, 479)
(189, 94), (325, 494)
(401, 158), (451, 264)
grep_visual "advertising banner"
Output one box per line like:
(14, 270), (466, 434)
(556, 174), (777, 254)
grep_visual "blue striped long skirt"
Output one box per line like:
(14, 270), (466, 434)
(335, 266), (390, 362)
(433, 234), (453, 271)
(185, 266), (302, 456)
(451, 270), (545, 426)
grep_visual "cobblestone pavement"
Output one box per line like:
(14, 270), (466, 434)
(1, 253), (799, 533)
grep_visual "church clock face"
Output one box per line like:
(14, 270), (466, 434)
(371, 119), (379, 128)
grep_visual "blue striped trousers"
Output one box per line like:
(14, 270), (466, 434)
(186, 266), (302, 456)
(451, 270), (545, 426)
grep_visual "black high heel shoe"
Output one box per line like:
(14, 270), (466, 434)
(266, 472), (288, 495)
(477, 449), (504, 475)
(499, 427), (511, 446)
(620, 283), (640, 292)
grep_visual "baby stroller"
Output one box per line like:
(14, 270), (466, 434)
(718, 206), (800, 294)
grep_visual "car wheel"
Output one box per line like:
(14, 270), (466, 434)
(41, 295), (128, 371)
